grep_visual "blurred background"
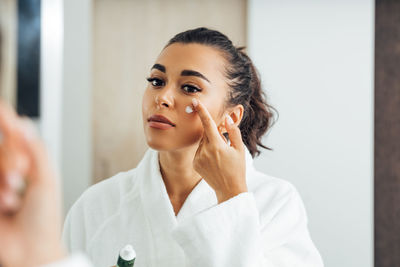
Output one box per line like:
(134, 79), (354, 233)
(0, 0), (375, 266)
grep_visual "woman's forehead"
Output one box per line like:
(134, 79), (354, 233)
(154, 43), (226, 79)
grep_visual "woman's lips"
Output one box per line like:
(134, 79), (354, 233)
(148, 121), (175, 130)
(147, 114), (175, 126)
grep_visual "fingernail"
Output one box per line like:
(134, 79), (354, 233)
(1, 191), (18, 209)
(185, 105), (193, 114)
(6, 172), (25, 193)
(227, 115), (234, 125)
(192, 98), (198, 107)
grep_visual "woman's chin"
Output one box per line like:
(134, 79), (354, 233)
(146, 138), (203, 153)
(144, 128), (203, 151)
(146, 140), (173, 151)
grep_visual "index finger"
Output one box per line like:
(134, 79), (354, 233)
(0, 101), (29, 175)
(192, 98), (222, 144)
(0, 100), (19, 140)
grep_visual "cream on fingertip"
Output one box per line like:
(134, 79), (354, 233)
(192, 98), (198, 107)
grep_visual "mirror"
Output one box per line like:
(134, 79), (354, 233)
(1, 1), (378, 267)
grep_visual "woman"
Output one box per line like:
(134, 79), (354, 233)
(62, 27), (324, 267)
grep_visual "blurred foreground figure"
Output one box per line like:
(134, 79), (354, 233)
(0, 101), (92, 267)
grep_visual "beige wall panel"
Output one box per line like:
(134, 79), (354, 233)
(0, 0), (17, 106)
(93, 0), (247, 183)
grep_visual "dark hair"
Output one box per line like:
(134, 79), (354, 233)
(165, 27), (278, 158)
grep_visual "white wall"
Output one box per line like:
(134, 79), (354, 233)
(40, 0), (63, 176)
(41, 0), (92, 216)
(61, 0), (92, 216)
(248, 1), (374, 266)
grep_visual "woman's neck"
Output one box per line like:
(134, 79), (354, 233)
(158, 147), (202, 200)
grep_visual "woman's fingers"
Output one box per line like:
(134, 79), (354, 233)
(2, 172), (25, 193)
(0, 188), (20, 213)
(192, 98), (223, 144)
(0, 171), (24, 214)
(0, 102), (29, 213)
(17, 118), (54, 186)
(220, 132), (228, 144)
(224, 115), (244, 151)
(0, 101), (52, 213)
(0, 100), (19, 140)
(0, 101), (30, 173)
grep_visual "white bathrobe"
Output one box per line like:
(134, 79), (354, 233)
(62, 146), (324, 267)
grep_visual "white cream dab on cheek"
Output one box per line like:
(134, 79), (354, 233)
(185, 105), (193, 114)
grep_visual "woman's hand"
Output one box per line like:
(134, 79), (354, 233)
(191, 98), (247, 204)
(0, 101), (66, 267)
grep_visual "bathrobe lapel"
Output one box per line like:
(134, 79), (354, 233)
(63, 144), (324, 267)
(174, 147), (256, 221)
(138, 146), (255, 266)
(138, 148), (218, 234)
(139, 148), (178, 236)
(139, 146), (255, 234)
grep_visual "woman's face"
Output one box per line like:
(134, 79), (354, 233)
(142, 43), (230, 151)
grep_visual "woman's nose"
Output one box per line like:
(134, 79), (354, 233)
(155, 87), (174, 108)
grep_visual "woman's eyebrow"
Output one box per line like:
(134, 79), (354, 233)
(151, 63), (166, 73)
(151, 63), (211, 84)
(181, 70), (211, 84)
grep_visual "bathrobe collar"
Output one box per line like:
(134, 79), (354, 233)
(138, 146), (255, 236)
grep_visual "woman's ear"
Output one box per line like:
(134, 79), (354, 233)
(218, 104), (244, 134)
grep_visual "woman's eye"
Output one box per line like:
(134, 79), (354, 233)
(146, 77), (201, 94)
(182, 85), (201, 94)
(146, 77), (164, 87)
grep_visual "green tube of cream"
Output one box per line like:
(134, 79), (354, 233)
(116, 244), (136, 267)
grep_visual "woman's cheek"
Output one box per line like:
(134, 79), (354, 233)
(182, 117), (204, 142)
